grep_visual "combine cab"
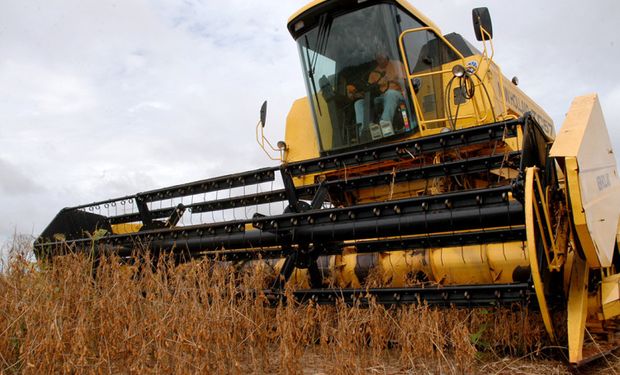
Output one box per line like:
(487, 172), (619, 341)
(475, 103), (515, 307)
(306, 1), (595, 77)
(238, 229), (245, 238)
(35, 0), (620, 365)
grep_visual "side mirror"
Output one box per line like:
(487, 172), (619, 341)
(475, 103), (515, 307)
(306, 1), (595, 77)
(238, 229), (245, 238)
(260, 100), (268, 128)
(256, 100), (283, 161)
(472, 7), (493, 41)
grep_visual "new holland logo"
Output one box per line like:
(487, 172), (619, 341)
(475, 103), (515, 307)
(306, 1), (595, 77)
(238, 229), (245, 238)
(466, 60), (478, 74)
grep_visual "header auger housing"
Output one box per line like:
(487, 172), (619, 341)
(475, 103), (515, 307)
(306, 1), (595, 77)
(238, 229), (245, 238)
(36, 0), (620, 366)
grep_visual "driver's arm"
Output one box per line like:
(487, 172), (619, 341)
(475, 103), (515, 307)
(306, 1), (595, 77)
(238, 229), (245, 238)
(347, 84), (364, 100)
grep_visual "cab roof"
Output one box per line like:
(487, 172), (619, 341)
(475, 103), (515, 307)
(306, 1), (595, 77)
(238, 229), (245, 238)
(287, 0), (441, 39)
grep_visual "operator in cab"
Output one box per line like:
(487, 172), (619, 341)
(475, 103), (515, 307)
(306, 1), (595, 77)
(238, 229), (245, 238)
(350, 51), (407, 141)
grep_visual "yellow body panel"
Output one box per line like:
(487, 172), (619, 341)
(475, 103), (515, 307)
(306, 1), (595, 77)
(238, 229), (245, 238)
(551, 94), (620, 268)
(111, 223), (142, 235)
(602, 273), (620, 320)
(430, 243), (528, 285)
(284, 98), (320, 163)
(564, 157), (601, 268)
(499, 74), (555, 138)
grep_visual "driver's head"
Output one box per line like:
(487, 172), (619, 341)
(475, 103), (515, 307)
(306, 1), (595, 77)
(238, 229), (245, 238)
(375, 51), (389, 68)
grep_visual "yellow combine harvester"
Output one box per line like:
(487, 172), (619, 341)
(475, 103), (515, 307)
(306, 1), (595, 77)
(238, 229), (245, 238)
(35, 0), (620, 365)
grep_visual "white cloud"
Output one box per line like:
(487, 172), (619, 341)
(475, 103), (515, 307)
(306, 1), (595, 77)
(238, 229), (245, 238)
(0, 158), (41, 195)
(0, 60), (96, 116)
(128, 101), (172, 113)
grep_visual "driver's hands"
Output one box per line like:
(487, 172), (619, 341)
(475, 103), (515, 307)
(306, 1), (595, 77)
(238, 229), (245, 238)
(347, 84), (364, 100)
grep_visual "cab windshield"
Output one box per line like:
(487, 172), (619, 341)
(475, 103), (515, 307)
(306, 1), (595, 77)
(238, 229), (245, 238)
(297, 4), (422, 153)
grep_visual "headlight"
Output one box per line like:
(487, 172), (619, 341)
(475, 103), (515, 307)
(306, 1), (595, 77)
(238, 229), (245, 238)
(452, 65), (466, 78)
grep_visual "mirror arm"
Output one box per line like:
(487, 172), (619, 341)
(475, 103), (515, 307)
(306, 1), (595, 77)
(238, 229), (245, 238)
(256, 120), (284, 161)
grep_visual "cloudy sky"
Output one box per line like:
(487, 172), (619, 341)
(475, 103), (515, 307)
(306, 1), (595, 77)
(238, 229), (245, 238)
(1, 0), (619, 255)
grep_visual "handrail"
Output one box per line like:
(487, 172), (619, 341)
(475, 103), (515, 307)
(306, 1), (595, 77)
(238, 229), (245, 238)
(398, 27), (470, 134)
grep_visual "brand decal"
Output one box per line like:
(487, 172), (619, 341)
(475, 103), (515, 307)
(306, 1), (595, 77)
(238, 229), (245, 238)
(503, 86), (555, 137)
(466, 60), (478, 74)
(597, 173), (611, 191)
